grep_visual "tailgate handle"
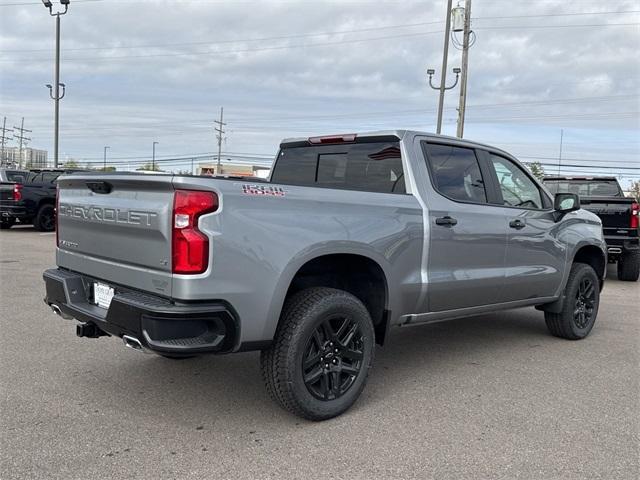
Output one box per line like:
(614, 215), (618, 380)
(86, 181), (112, 194)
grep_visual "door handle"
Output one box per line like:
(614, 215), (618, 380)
(509, 219), (526, 229)
(435, 216), (458, 226)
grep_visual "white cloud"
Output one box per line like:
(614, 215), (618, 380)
(0, 0), (638, 181)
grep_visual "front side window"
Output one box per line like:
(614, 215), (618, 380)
(489, 154), (543, 209)
(423, 143), (487, 203)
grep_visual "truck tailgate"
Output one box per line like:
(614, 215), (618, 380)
(56, 174), (175, 297)
(581, 197), (634, 231)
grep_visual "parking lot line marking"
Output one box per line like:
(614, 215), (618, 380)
(39, 232), (55, 236)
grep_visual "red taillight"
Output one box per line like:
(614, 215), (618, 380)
(13, 183), (22, 201)
(172, 189), (218, 274)
(631, 202), (639, 229)
(308, 134), (357, 144)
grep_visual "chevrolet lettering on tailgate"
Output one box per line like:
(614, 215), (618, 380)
(58, 204), (158, 227)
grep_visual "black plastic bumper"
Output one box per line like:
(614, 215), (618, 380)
(43, 268), (238, 356)
(604, 235), (639, 260)
(0, 205), (29, 220)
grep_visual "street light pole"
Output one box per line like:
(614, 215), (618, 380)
(152, 141), (159, 171)
(427, 66), (460, 133)
(42, 1), (69, 168)
(103, 146), (110, 170)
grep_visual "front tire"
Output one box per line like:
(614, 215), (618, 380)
(34, 204), (55, 232)
(617, 250), (639, 282)
(544, 262), (600, 340)
(260, 287), (375, 421)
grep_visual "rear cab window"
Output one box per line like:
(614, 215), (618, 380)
(4, 171), (28, 183)
(543, 179), (622, 197)
(271, 139), (405, 194)
(422, 142), (488, 203)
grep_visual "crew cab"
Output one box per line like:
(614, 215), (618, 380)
(44, 131), (607, 420)
(0, 169), (84, 231)
(543, 176), (639, 281)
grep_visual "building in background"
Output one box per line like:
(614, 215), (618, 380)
(198, 159), (271, 178)
(1, 147), (48, 169)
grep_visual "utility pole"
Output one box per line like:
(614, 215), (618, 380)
(214, 107), (226, 174)
(436, 0), (453, 134)
(42, 0), (70, 168)
(0, 117), (13, 167)
(103, 146), (110, 170)
(13, 118), (32, 169)
(557, 129), (564, 176)
(456, 0), (473, 138)
(152, 141), (158, 171)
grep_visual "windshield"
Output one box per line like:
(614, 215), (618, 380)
(544, 180), (621, 197)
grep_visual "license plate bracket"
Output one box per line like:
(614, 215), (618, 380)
(93, 282), (115, 309)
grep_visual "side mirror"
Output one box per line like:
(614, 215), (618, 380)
(554, 193), (580, 213)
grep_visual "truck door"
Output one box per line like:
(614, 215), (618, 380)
(482, 151), (565, 301)
(418, 141), (508, 312)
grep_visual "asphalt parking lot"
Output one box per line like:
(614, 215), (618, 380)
(0, 226), (638, 480)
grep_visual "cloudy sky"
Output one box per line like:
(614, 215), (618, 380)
(0, 0), (638, 184)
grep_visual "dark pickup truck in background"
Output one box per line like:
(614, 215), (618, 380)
(543, 176), (639, 281)
(0, 169), (83, 231)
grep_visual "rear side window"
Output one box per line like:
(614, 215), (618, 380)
(423, 143), (487, 203)
(271, 141), (405, 194)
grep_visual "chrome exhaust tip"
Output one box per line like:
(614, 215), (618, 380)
(122, 335), (147, 353)
(50, 304), (73, 320)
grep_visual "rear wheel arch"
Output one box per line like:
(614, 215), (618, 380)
(278, 253), (390, 345)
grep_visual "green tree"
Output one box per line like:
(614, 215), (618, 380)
(136, 163), (162, 172)
(526, 161), (546, 181)
(63, 159), (79, 168)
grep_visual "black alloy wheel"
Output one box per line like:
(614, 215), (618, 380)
(573, 277), (596, 329)
(544, 262), (600, 340)
(302, 315), (364, 401)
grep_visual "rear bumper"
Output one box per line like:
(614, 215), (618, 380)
(0, 204), (29, 220)
(43, 268), (239, 356)
(604, 234), (639, 258)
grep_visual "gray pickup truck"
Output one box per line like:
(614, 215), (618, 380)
(44, 131), (607, 420)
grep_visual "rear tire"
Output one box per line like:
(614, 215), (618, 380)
(617, 250), (640, 282)
(0, 218), (15, 229)
(260, 287), (375, 421)
(34, 204), (55, 232)
(544, 262), (600, 340)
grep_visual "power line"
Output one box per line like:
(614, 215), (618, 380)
(3, 22), (638, 64)
(3, 10), (637, 54)
(22, 94), (640, 134)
